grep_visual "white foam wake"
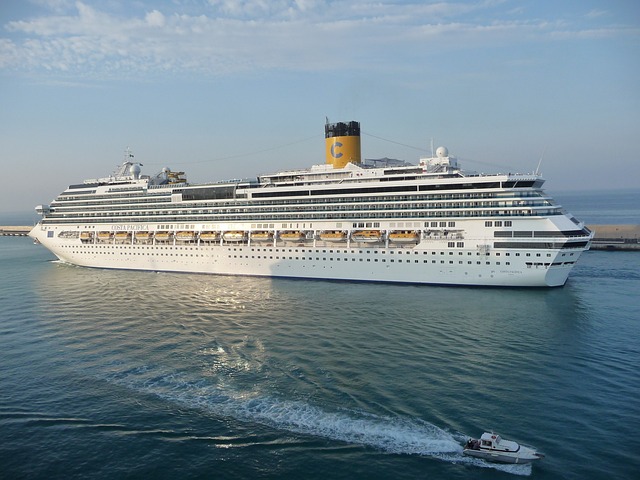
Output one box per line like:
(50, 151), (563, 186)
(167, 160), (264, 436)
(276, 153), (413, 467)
(234, 395), (460, 456)
(105, 365), (531, 475)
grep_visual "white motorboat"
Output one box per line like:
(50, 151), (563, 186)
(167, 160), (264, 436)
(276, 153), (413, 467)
(463, 432), (544, 464)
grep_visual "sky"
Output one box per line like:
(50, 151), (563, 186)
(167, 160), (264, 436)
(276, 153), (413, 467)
(1, 0), (639, 214)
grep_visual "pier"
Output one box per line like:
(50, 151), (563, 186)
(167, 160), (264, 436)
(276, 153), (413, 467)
(587, 225), (640, 251)
(4, 225), (639, 250)
(0, 226), (32, 236)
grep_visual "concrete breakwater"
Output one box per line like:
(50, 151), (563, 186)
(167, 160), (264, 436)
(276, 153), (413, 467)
(587, 225), (640, 251)
(4, 225), (639, 250)
(0, 226), (32, 236)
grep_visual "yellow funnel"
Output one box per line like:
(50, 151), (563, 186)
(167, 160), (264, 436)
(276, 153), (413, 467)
(325, 121), (361, 169)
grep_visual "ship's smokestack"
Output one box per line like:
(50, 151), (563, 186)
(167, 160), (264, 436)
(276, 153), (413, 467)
(325, 120), (361, 169)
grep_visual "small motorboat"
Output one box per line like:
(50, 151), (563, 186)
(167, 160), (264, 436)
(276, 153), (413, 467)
(463, 432), (544, 464)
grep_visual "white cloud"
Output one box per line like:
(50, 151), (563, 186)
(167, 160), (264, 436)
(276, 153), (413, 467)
(28, 0), (75, 13)
(145, 10), (166, 28)
(1, 1), (636, 80)
(585, 9), (608, 19)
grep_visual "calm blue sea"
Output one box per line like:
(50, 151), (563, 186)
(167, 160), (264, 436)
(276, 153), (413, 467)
(1, 189), (639, 480)
(550, 188), (640, 225)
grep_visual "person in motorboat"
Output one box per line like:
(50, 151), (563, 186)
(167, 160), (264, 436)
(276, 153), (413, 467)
(465, 438), (480, 450)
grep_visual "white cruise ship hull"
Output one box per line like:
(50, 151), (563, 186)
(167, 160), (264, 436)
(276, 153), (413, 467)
(30, 224), (586, 287)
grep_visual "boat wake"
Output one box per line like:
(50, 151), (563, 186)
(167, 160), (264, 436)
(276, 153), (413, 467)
(103, 364), (531, 475)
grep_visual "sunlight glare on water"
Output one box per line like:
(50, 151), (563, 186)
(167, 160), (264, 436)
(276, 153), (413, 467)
(1, 233), (639, 479)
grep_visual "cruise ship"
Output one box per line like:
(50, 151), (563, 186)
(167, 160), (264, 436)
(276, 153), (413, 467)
(30, 121), (593, 287)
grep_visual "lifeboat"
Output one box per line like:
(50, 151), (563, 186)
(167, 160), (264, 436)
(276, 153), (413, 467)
(319, 230), (346, 242)
(388, 230), (420, 243)
(154, 231), (172, 241)
(222, 231), (246, 242)
(135, 231), (150, 240)
(279, 231), (305, 242)
(176, 231), (196, 241)
(251, 231), (274, 242)
(199, 231), (220, 242)
(97, 231), (113, 240)
(351, 230), (383, 243)
(80, 231), (93, 240)
(115, 231), (131, 239)
(167, 171), (187, 184)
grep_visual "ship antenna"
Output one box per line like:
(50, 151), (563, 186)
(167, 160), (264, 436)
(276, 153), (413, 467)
(124, 146), (135, 163)
(535, 147), (546, 175)
(430, 138), (434, 157)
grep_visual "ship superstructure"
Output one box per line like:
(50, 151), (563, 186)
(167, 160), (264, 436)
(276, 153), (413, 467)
(30, 122), (593, 287)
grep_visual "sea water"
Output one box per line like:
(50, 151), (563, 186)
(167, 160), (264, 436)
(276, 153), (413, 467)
(1, 190), (639, 479)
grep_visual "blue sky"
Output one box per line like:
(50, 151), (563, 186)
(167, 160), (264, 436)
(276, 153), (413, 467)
(1, 0), (639, 214)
